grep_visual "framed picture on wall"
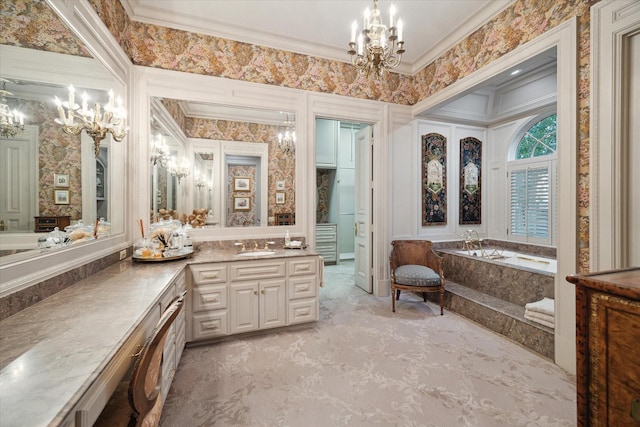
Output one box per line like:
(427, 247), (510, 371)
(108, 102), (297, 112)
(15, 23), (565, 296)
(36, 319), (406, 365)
(54, 173), (69, 188)
(276, 180), (285, 191)
(54, 190), (70, 205)
(276, 192), (285, 204)
(234, 196), (251, 211)
(234, 177), (251, 192)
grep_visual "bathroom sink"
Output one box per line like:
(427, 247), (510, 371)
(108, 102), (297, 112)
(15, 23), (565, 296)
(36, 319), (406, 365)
(236, 250), (278, 257)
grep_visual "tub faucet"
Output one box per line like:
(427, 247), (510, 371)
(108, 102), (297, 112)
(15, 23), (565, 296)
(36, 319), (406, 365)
(461, 229), (484, 256)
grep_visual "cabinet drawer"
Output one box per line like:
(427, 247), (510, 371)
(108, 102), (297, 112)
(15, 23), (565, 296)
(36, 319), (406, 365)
(159, 286), (176, 312)
(288, 258), (318, 277)
(288, 299), (318, 325)
(229, 261), (286, 282)
(316, 225), (337, 242)
(192, 284), (227, 312)
(190, 264), (228, 284)
(316, 243), (337, 262)
(192, 311), (228, 340)
(288, 276), (318, 300)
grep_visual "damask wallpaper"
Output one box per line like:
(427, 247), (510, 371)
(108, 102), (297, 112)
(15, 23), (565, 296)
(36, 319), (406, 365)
(3, 0), (594, 270)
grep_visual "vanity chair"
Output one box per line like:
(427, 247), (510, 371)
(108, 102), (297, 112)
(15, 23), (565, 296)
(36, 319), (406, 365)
(389, 240), (445, 315)
(95, 294), (185, 427)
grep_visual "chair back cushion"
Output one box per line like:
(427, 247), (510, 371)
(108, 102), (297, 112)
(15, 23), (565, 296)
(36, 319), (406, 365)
(394, 265), (441, 287)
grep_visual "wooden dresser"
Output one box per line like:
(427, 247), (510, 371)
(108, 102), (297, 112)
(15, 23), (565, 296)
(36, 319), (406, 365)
(34, 215), (71, 232)
(567, 268), (640, 427)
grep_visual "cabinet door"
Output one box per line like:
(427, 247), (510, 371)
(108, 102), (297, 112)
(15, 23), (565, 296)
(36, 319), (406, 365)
(229, 282), (259, 334)
(316, 119), (337, 168)
(259, 279), (287, 329)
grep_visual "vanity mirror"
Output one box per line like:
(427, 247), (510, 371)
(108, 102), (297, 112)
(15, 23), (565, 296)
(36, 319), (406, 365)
(0, 38), (126, 267)
(150, 97), (296, 229)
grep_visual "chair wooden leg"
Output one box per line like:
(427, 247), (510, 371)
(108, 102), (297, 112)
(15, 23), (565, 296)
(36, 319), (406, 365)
(392, 287), (396, 312)
(439, 290), (444, 315)
(423, 292), (427, 302)
(396, 290), (401, 300)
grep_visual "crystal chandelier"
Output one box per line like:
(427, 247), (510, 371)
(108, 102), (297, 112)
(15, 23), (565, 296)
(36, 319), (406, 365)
(0, 80), (25, 139)
(277, 113), (296, 154)
(151, 134), (170, 166)
(347, 0), (405, 78)
(167, 157), (190, 184)
(54, 85), (127, 158)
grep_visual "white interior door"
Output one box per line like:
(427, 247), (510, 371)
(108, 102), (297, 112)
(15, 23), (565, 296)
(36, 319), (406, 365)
(0, 127), (37, 232)
(628, 30), (640, 266)
(354, 126), (372, 292)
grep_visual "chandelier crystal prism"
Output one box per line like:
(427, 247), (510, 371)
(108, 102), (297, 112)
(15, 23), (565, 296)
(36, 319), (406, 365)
(278, 113), (296, 154)
(0, 80), (25, 139)
(54, 85), (127, 158)
(347, 0), (405, 78)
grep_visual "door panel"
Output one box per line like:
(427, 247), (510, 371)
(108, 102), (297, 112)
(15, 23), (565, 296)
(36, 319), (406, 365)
(354, 126), (372, 293)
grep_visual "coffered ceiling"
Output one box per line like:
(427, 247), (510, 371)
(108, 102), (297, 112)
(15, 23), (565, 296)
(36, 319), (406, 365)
(120, 0), (511, 75)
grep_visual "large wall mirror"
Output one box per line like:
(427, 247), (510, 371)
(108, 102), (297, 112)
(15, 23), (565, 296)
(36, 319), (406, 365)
(0, 0), (129, 288)
(149, 96), (296, 230)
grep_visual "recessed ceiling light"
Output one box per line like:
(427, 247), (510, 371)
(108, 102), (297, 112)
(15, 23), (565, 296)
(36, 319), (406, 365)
(510, 69), (522, 76)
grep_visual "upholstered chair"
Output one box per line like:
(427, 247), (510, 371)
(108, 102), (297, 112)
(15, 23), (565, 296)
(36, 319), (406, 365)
(389, 240), (445, 315)
(95, 294), (184, 427)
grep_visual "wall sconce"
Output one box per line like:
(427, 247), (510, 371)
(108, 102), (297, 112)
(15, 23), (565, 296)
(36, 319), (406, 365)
(54, 85), (127, 158)
(0, 79), (25, 139)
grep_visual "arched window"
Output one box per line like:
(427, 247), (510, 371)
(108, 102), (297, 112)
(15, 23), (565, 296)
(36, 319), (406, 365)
(514, 113), (557, 159)
(507, 114), (557, 245)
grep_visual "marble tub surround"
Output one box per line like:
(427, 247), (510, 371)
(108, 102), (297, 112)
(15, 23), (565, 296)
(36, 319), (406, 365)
(438, 248), (554, 306)
(0, 246), (133, 321)
(433, 239), (556, 258)
(434, 246), (555, 359)
(0, 258), (185, 427)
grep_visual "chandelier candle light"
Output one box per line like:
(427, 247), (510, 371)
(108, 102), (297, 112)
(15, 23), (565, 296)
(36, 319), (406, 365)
(0, 79), (25, 139)
(54, 85), (127, 158)
(348, 0), (404, 78)
(151, 134), (170, 166)
(168, 157), (190, 184)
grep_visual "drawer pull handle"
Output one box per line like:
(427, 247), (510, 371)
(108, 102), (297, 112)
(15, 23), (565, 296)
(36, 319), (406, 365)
(632, 399), (640, 422)
(254, 290), (258, 295)
(203, 295), (219, 303)
(131, 345), (144, 358)
(202, 321), (219, 330)
(202, 272), (220, 279)
(297, 308), (310, 315)
(261, 290), (265, 294)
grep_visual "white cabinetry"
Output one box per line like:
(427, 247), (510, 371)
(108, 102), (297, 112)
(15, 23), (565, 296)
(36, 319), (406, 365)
(188, 256), (321, 342)
(316, 118), (338, 168)
(316, 223), (338, 264)
(75, 272), (185, 426)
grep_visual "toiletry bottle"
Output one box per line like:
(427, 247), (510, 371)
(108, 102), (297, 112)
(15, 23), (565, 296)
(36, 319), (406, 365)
(285, 230), (291, 247)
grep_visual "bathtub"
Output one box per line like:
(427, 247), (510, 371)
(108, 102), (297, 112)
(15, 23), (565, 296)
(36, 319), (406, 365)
(455, 249), (557, 274)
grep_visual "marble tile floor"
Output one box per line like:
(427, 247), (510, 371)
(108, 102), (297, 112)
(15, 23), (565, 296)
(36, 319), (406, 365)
(160, 261), (576, 427)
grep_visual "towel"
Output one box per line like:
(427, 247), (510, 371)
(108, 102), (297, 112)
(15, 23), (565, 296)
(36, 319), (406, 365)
(525, 311), (555, 328)
(524, 297), (554, 316)
(524, 309), (555, 324)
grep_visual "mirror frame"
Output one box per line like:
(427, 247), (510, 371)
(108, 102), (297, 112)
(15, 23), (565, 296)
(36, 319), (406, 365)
(135, 66), (307, 241)
(0, 0), (132, 293)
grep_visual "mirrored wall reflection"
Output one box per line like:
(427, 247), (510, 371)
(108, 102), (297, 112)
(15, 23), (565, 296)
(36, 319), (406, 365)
(150, 96), (296, 228)
(0, 46), (124, 265)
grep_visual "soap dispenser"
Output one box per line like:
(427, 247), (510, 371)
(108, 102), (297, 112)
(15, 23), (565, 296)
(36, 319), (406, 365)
(284, 230), (291, 247)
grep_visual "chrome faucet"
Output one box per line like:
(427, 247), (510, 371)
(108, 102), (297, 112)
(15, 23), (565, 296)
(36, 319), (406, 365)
(234, 242), (246, 252)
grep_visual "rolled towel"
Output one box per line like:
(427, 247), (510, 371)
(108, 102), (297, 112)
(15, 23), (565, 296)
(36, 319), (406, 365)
(524, 297), (554, 316)
(524, 309), (554, 324)
(525, 311), (554, 328)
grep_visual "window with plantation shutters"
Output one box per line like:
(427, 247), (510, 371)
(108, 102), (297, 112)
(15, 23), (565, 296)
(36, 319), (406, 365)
(507, 113), (557, 245)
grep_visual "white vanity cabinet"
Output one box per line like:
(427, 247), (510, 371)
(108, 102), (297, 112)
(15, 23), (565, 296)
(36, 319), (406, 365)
(188, 255), (321, 342)
(74, 270), (186, 426)
(160, 270), (187, 403)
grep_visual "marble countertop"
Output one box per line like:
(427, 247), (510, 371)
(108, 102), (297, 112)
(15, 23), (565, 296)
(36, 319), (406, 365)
(0, 247), (319, 427)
